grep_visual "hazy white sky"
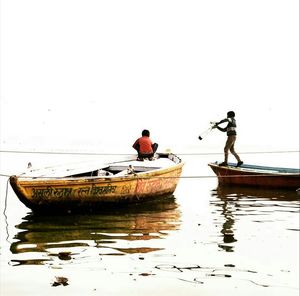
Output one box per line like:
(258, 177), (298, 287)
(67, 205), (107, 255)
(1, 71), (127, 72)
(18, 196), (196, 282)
(0, 0), (299, 153)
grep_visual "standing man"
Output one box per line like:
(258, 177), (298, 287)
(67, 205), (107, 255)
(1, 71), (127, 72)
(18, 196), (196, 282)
(132, 129), (158, 161)
(213, 111), (243, 167)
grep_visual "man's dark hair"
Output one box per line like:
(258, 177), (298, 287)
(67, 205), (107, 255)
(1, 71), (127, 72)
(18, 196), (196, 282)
(142, 129), (150, 137)
(227, 111), (235, 118)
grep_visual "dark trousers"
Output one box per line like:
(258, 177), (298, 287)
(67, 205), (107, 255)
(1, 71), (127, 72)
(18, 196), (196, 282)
(138, 143), (158, 159)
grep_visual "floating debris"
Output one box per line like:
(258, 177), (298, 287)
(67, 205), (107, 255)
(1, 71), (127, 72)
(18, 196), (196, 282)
(51, 276), (69, 287)
(48, 251), (73, 260)
(139, 272), (155, 276)
(224, 264), (235, 267)
(58, 252), (72, 260)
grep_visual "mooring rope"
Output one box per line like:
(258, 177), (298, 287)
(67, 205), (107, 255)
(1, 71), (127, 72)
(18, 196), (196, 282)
(0, 173), (11, 177)
(2, 173), (299, 181)
(0, 149), (299, 156)
(0, 150), (298, 179)
(3, 178), (11, 243)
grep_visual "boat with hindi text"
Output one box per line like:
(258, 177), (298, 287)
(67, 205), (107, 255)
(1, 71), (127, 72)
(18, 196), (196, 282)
(9, 153), (183, 212)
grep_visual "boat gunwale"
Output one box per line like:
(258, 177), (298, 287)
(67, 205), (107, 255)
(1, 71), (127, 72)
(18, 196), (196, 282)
(208, 162), (300, 176)
(12, 158), (184, 185)
(14, 165), (183, 185)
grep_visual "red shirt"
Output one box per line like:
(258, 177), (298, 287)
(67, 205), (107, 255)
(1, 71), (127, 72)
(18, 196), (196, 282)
(133, 136), (153, 154)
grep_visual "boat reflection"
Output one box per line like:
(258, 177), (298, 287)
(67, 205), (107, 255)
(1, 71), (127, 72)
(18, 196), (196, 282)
(10, 196), (181, 265)
(213, 185), (300, 201)
(210, 185), (299, 253)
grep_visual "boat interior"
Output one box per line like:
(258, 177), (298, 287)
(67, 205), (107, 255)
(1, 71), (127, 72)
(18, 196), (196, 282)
(71, 165), (161, 178)
(65, 153), (180, 178)
(19, 153), (181, 179)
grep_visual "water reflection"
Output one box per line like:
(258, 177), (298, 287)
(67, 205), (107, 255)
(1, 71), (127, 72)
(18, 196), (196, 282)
(213, 186), (300, 201)
(211, 185), (299, 252)
(10, 196), (181, 265)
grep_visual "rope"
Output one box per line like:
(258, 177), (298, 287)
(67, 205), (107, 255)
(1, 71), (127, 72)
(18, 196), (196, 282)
(4, 174), (217, 180)
(3, 178), (11, 243)
(0, 149), (299, 156)
(0, 150), (131, 156)
(0, 150), (298, 179)
(0, 173), (11, 177)
(4, 174), (299, 181)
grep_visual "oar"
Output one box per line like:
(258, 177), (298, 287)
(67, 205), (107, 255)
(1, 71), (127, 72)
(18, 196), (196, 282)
(198, 122), (216, 140)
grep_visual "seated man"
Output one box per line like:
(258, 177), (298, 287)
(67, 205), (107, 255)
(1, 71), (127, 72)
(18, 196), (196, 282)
(132, 129), (158, 160)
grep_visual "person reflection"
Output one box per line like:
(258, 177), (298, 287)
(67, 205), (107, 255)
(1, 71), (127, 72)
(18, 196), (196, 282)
(213, 186), (238, 252)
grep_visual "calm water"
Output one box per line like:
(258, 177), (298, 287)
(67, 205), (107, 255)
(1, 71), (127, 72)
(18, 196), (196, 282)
(0, 152), (299, 296)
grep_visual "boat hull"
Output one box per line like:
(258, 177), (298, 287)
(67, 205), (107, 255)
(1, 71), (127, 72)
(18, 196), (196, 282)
(10, 161), (183, 212)
(208, 162), (300, 189)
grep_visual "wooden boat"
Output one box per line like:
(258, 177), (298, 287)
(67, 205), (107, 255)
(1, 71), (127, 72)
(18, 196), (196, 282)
(208, 162), (300, 189)
(9, 153), (183, 212)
